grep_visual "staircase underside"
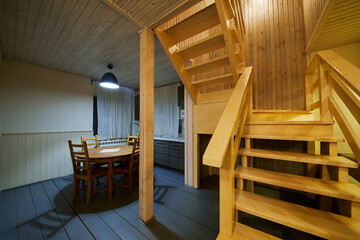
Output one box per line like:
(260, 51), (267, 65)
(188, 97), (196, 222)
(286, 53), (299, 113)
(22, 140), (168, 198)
(306, 0), (360, 52)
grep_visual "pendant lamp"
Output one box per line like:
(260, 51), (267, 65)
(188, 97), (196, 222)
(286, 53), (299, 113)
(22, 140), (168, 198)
(100, 64), (119, 89)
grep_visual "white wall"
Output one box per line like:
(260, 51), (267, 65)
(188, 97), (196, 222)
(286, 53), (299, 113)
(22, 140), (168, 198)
(1, 60), (93, 133)
(0, 60), (95, 190)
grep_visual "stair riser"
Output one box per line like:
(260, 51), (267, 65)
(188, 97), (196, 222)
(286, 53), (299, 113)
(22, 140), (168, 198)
(244, 124), (333, 137)
(251, 111), (313, 121)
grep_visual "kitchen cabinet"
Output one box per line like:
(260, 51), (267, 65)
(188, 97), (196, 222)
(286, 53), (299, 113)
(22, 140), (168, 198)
(154, 139), (184, 171)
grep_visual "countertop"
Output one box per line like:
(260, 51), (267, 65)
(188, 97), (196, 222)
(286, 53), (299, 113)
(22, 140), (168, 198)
(154, 136), (185, 143)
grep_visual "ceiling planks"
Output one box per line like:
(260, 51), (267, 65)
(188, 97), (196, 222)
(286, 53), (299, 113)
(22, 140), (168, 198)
(306, 0), (360, 52)
(0, 0), (196, 89)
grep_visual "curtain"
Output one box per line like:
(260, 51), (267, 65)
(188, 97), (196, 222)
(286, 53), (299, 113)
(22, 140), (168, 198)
(154, 84), (179, 138)
(97, 85), (134, 139)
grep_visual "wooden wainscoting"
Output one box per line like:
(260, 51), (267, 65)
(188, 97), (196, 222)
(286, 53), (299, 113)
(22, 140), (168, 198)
(0, 131), (93, 190)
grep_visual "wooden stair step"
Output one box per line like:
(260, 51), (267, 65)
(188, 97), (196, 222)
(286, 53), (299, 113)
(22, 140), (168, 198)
(235, 166), (360, 202)
(185, 55), (230, 75)
(217, 222), (281, 240)
(235, 190), (360, 240)
(239, 148), (358, 168)
(242, 134), (345, 142)
(247, 120), (334, 125)
(192, 73), (234, 87)
(166, 3), (219, 42)
(251, 110), (314, 121)
(176, 31), (226, 59)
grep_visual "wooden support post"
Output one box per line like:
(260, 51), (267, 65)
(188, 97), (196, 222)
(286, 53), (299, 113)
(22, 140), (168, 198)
(193, 133), (200, 188)
(241, 138), (253, 192)
(351, 202), (360, 220)
(320, 142), (338, 212)
(318, 61), (332, 121)
(185, 88), (194, 186)
(219, 138), (235, 237)
(139, 28), (154, 224)
(305, 74), (314, 111)
(307, 141), (317, 178)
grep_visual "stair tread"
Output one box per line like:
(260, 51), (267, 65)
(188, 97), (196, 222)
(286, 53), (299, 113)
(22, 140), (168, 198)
(246, 120), (334, 125)
(177, 31), (225, 59)
(217, 222), (281, 240)
(235, 190), (360, 240)
(166, 3), (219, 42)
(239, 148), (358, 168)
(192, 73), (234, 87)
(235, 166), (360, 202)
(185, 55), (230, 75)
(243, 134), (345, 142)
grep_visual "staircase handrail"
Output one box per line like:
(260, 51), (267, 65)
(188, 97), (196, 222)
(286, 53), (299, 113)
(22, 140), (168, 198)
(203, 66), (253, 168)
(305, 49), (360, 163)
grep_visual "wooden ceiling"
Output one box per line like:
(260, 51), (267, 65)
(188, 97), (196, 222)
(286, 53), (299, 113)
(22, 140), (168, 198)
(0, 0), (200, 89)
(306, 0), (360, 52)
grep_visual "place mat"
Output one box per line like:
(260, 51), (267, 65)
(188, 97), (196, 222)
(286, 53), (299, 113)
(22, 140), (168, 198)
(100, 148), (120, 153)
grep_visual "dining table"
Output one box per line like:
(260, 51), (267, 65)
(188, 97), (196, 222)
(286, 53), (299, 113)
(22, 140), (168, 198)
(88, 145), (133, 199)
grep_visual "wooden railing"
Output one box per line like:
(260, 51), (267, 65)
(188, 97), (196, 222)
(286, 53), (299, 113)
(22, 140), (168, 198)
(216, 0), (246, 82)
(203, 66), (253, 236)
(305, 50), (360, 164)
(228, 0), (245, 41)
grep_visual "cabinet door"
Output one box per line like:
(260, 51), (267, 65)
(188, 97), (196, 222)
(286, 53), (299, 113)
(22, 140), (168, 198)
(154, 140), (169, 154)
(169, 142), (184, 171)
(154, 152), (169, 166)
(154, 140), (169, 166)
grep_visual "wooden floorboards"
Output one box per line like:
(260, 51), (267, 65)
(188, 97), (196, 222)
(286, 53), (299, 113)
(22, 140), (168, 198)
(0, 166), (326, 239)
(0, 166), (219, 240)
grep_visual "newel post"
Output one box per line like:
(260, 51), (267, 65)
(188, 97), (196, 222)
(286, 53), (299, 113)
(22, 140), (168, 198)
(219, 137), (235, 237)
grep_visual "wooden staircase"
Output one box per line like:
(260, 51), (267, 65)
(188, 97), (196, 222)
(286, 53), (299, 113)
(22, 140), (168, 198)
(155, 0), (245, 103)
(233, 114), (360, 239)
(155, 0), (360, 239)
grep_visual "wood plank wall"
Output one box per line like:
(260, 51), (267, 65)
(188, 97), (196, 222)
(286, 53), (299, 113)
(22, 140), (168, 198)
(302, 0), (328, 47)
(1, 131), (92, 190)
(244, 0), (307, 110)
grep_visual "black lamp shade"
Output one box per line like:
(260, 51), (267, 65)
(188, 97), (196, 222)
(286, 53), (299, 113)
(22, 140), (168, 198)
(100, 72), (119, 89)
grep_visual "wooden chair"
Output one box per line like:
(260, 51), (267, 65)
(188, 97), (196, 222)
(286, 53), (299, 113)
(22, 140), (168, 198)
(81, 135), (98, 148)
(68, 140), (108, 204)
(114, 138), (139, 192)
(81, 135), (106, 168)
(127, 134), (139, 146)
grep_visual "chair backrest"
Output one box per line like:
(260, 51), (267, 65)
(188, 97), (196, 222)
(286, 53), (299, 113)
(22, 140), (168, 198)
(68, 140), (92, 176)
(81, 135), (98, 148)
(129, 138), (140, 171)
(127, 134), (139, 146)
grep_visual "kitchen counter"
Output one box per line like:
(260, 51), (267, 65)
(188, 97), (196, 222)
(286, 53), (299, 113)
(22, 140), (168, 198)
(154, 136), (184, 143)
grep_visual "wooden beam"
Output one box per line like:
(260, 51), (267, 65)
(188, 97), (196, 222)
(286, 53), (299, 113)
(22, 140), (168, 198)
(148, 0), (202, 29)
(215, 0), (241, 82)
(101, 0), (145, 29)
(139, 28), (154, 224)
(185, 88), (194, 187)
(154, 28), (198, 103)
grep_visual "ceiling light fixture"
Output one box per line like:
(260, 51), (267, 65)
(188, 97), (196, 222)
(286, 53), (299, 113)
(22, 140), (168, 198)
(100, 64), (119, 89)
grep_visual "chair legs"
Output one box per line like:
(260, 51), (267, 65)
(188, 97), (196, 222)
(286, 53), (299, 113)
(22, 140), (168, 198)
(129, 174), (133, 192)
(87, 179), (93, 204)
(73, 178), (79, 201)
